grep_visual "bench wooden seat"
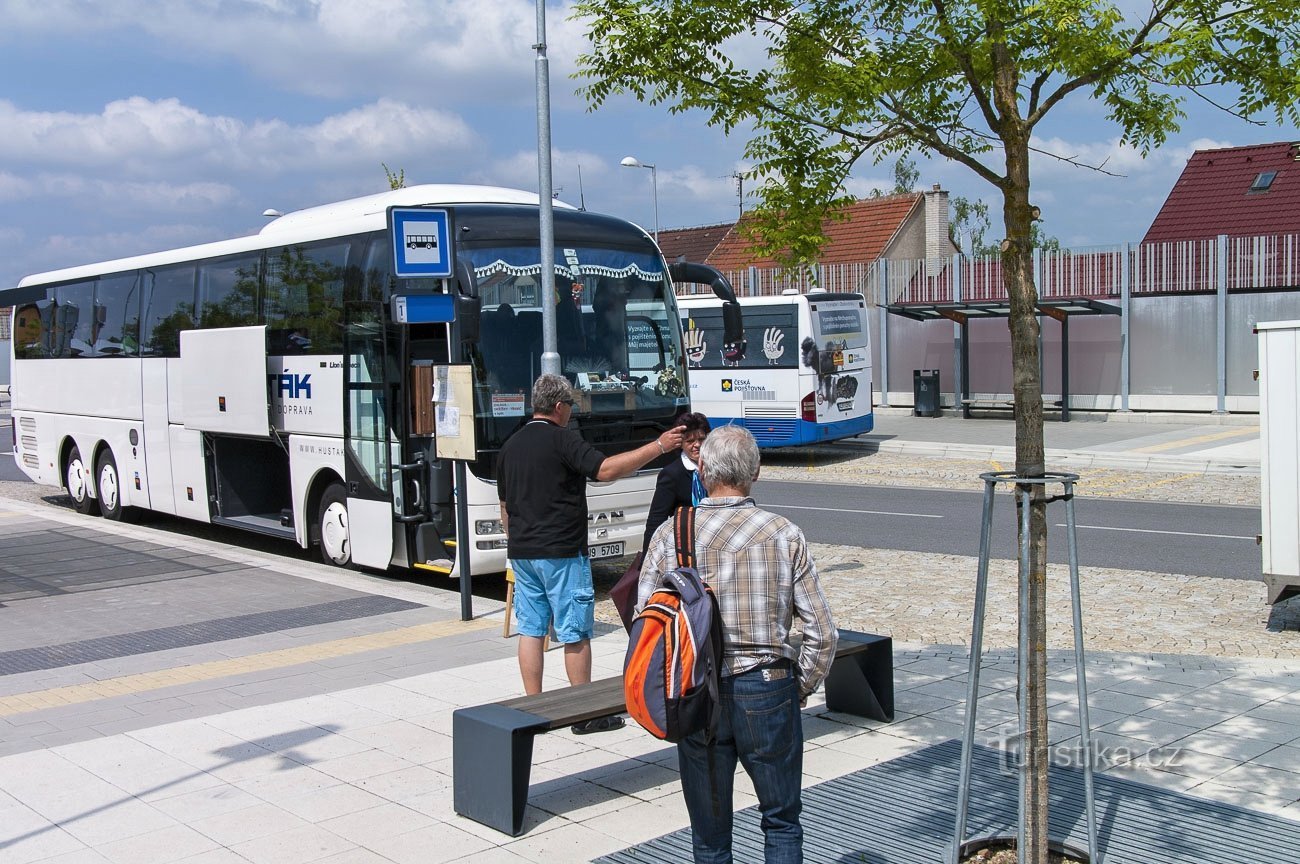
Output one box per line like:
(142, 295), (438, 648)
(452, 629), (893, 835)
(961, 397), (1064, 419)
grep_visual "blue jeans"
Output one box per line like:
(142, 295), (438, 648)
(677, 661), (803, 864)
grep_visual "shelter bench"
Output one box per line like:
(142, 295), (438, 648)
(961, 397), (1064, 420)
(451, 628), (893, 836)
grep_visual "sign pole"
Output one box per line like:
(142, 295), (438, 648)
(454, 460), (473, 621)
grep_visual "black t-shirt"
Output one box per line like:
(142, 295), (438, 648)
(498, 418), (606, 559)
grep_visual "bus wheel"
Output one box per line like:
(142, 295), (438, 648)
(96, 450), (137, 522)
(65, 445), (100, 516)
(317, 484), (352, 567)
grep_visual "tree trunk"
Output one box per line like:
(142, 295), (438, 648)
(1001, 137), (1050, 864)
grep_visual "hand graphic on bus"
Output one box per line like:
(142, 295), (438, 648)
(685, 324), (707, 366)
(762, 327), (785, 364)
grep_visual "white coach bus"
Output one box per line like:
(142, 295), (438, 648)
(4, 185), (725, 576)
(677, 290), (873, 447)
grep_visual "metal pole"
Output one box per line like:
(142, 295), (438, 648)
(1120, 242), (1131, 412)
(1061, 315), (1070, 422)
(1016, 483), (1031, 858)
(650, 163), (659, 245)
(534, 0), (559, 376)
(1064, 480), (1101, 863)
(454, 460), (473, 621)
(879, 260), (890, 407)
(950, 477), (998, 864)
(1215, 233), (1228, 414)
(953, 255), (963, 418)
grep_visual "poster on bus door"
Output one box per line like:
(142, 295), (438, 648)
(802, 299), (869, 423)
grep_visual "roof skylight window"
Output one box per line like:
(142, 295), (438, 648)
(1250, 171), (1277, 192)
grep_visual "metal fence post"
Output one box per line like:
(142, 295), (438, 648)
(953, 255), (963, 413)
(1215, 234), (1228, 414)
(1120, 242), (1131, 412)
(879, 259), (890, 407)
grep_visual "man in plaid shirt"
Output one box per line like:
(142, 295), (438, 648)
(638, 424), (837, 864)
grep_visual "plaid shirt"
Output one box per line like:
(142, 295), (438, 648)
(638, 497), (838, 699)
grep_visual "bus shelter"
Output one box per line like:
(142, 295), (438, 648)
(884, 298), (1122, 422)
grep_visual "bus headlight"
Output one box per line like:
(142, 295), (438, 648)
(476, 539), (509, 550)
(475, 519), (504, 535)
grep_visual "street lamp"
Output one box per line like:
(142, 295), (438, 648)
(620, 155), (659, 244)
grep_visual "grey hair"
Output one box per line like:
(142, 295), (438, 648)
(698, 425), (760, 494)
(531, 374), (574, 415)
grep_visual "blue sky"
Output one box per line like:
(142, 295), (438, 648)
(1, 0), (1297, 291)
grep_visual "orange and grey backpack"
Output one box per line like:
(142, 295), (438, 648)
(623, 506), (723, 743)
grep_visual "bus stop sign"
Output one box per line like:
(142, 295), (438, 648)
(389, 207), (455, 278)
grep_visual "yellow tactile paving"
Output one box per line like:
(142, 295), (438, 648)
(1132, 428), (1257, 453)
(0, 616), (493, 718)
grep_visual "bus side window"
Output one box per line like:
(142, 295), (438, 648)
(141, 264), (197, 357)
(92, 273), (141, 356)
(52, 281), (95, 358)
(265, 241), (350, 354)
(197, 253), (261, 330)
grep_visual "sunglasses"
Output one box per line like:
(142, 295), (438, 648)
(559, 398), (576, 407)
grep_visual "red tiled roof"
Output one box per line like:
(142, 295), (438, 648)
(1143, 141), (1300, 243)
(656, 222), (735, 263)
(703, 193), (923, 270)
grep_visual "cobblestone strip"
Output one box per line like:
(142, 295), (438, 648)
(594, 544), (1300, 659)
(760, 449), (1261, 506)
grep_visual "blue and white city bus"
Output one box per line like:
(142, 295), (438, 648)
(3, 185), (714, 576)
(677, 290), (874, 447)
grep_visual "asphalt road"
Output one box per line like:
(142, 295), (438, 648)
(0, 424), (1260, 581)
(760, 478), (1262, 581)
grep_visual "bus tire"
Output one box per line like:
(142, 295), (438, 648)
(65, 445), (100, 517)
(317, 484), (352, 567)
(95, 449), (138, 522)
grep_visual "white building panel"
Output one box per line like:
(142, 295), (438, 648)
(1257, 320), (1300, 602)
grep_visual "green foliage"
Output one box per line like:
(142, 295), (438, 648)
(871, 156), (920, 198)
(952, 195), (1060, 254)
(383, 163), (406, 190)
(574, 0), (1300, 268)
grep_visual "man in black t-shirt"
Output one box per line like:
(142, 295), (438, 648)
(499, 374), (684, 728)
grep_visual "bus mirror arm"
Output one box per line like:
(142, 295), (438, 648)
(667, 261), (737, 304)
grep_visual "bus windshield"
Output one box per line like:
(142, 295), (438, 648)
(466, 243), (688, 469)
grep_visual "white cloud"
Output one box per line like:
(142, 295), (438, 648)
(0, 97), (477, 176)
(0, 0), (591, 105)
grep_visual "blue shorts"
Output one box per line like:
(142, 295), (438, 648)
(509, 556), (595, 644)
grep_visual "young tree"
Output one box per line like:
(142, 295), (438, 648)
(575, 2), (1299, 860)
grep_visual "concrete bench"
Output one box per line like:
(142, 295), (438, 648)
(451, 629), (893, 836)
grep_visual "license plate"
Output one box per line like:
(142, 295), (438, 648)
(589, 542), (625, 560)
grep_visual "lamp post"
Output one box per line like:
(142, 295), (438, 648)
(620, 156), (659, 244)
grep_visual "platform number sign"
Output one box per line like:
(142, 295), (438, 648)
(389, 207), (455, 279)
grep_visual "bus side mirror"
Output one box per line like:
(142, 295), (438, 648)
(455, 295), (480, 344)
(454, 258), (480, 344)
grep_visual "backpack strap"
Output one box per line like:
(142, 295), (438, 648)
(673, 506), (697, 569)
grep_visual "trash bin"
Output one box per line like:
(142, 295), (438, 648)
(913, 369), (940, 417)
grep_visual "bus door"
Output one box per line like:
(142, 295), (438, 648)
(342, 301), (400, 569)
(398, 327), (457, 573)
